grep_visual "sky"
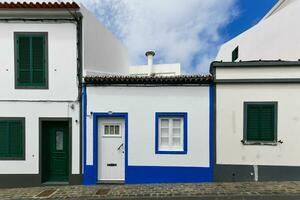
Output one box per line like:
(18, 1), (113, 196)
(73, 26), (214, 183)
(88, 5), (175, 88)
(79, 0), (278, 74)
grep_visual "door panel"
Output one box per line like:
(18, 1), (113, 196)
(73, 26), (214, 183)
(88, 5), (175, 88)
(42, 121), (69, 182)
(98, 118), (125, 182)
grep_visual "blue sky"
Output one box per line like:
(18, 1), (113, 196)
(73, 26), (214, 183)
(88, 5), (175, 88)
(81, 0), (278, 74)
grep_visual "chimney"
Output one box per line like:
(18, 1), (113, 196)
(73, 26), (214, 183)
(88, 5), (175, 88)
(145, 50), (155, 76)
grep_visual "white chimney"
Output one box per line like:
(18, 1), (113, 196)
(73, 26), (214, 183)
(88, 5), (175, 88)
(145, 50), (155, 76)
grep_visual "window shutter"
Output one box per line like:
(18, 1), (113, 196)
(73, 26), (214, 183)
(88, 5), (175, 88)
(32, 36), (45, 85)
(259, 105), (275, 141)
(9, 120), (23, 157)
(17, 36), (31, 85)
(0, 121), (9, 157)
(246, 104), (275, 141)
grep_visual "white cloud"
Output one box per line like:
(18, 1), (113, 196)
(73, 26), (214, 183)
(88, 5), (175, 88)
(11, 0), (238, 73)
(78, 0), (238, 73)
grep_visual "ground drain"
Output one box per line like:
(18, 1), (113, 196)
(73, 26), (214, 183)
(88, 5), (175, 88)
(96, 188), (111, 195)
(35, 189), (57, 198)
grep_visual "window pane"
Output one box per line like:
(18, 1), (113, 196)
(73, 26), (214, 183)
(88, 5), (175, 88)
(160, 127), (169, 137)
(173, 119), (181, 128)
(110, 125), (115, 135)
(161, 119), (169, 128)
(115, 125), (120, 135)
(160, 137), (169, 145)
(172, 137), (181, 146)
(173, 128), (181, 137)
(56, 131), (63, 151)
(104, 125), (109, 135)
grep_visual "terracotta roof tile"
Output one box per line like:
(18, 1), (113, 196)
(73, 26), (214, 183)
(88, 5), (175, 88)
(84, 75), (212, 85)
(0, 2), (79, 9)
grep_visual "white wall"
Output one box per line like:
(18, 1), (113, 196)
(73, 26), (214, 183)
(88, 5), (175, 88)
(0, 101), (80, 174)
(216, 66), (300, 80)
(0, 22), (78, 101)
(216, 0), (300, 62)
(217, 84), (300, 166)
(86, 86), (210, 167)
(81, 5), (129, 75)
(130, 64), (181, 76)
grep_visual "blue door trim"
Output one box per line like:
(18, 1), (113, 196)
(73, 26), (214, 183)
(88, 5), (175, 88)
(83, 110), (128, 185)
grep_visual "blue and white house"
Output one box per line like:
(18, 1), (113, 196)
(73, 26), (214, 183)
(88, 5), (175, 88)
(83, 75), (214, 184)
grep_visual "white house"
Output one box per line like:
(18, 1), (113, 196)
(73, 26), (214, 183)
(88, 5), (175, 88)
(211, 0), (300, 182)
(216, 0), (300, 62)
(83, 75), (213, 184)
(211, 60), (300, 182)
(0, 1), (128, 188)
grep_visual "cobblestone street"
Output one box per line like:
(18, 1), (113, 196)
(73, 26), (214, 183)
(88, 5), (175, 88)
(1, 181), (300, 199)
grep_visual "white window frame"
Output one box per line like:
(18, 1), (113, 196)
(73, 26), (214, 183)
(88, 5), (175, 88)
(158, 117), (184, 151)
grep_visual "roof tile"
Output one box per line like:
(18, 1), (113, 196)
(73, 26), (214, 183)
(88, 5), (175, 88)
(0, 2), (79, 9)
(84, 75), (212, 85)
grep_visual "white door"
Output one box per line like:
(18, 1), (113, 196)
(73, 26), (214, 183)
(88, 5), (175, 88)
(98, 118), (125, 182)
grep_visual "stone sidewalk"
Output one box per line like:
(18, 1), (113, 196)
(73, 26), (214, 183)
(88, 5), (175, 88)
(1, 181), (300, 199)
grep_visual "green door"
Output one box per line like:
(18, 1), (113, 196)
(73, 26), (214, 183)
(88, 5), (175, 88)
(42, 121), (69, 182)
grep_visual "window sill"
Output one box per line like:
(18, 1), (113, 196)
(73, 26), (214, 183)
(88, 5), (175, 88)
(241, 140), (278, 146)
(156, 150), (187, 155)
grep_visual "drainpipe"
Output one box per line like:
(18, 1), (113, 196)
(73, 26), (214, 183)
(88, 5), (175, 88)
(145, 50), (155, 76)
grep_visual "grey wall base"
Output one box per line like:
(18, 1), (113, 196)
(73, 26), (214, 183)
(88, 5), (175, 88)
(0, 174), (82, 188)
(215, 164), (300, 182)
(0, 174), (41, 188)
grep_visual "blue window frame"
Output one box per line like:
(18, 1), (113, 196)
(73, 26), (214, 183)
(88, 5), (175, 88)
(155, 112), (187, 154)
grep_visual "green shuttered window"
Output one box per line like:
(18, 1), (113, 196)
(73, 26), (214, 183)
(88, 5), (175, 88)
(244, 102), (277, 143)
(0, 118), (25, 160)
(15, 33), (47, 88)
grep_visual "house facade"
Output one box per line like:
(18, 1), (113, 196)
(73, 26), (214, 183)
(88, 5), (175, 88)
(83, 75), (214, 184)
(0, 2), (129, 188)
(211, 60), (300, 182)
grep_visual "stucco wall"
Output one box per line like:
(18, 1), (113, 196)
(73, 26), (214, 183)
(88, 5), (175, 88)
(86, 86), (210, 167)
(216, 84), (300, 166)
(215, 66), (300, 80)
(81, 6), (129, 75)
(0, 101), (80, 174)
(0, 22), (78, 101)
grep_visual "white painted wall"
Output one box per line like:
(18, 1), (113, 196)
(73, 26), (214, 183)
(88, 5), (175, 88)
(216, 83), (300, 166)
(81, 5), (130, 75)
(216, 0), (300, 62)
(0, 22), (78, 101)
(86, 86), (210, 167)
(0, 101), (80, 174)
(216, 66), (300, 80)
(130, 64), (181, 76)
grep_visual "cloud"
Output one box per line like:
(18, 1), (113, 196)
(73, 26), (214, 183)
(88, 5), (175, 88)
(79, 0), (238, 73)
(10, 0), (238, 73)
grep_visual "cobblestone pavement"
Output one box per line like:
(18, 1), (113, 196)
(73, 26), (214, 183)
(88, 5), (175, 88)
(1, 182), (300, 200)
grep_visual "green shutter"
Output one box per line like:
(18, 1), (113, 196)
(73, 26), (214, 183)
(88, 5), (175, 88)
(0, 121), (9, 157)
(16, 33), (46, 88)
(9, 121), (23, 157)
(246, 103), (276, 142)
(17, 36), (31, 85)
(32, 36), (45, 85)
(0, 119), (24, 159)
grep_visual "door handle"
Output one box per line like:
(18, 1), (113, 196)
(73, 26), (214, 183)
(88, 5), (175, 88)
(117, 143), (124, 151)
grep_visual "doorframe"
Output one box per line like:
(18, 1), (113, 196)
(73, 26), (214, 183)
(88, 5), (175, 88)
(92, 113), (128, 183)
(39, 118), (72, 183)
